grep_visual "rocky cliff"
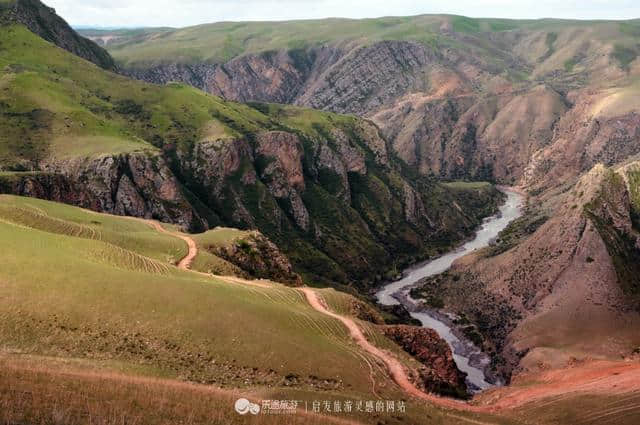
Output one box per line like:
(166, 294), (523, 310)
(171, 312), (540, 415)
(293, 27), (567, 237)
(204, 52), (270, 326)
(0, 0), (117, 71)
(169, 107), (504, 286)
(381, 325), (469, 399)
(114, 18), (640, 187)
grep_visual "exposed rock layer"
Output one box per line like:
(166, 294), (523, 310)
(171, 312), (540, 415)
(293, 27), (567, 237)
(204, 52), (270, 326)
(381, 325), (469, 399)
(120, 31), (640, 187)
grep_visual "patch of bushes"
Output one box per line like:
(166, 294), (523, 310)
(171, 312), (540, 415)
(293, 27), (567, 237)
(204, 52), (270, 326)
(462, 326), (484, 347)
(612, 44), (639, 70)
(564, 58), (577, 72)
(425, 295), (445, 309)
(114, 99), (147, 117)
(486, 211), (549, 257)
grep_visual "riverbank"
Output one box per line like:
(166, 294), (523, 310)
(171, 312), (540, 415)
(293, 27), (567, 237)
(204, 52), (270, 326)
(376, 188), (525, 392)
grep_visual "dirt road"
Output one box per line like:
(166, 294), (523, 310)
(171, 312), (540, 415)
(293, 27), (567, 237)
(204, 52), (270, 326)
(142, 217), (640, 416)
(299, 288), (478, 411)
(143, 220), (197, 270)
(141, 219), (271, 288)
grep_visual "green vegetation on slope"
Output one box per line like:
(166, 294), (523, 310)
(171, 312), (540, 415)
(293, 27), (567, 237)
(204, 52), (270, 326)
(96, 14), (640, 68)
(0, 195), (377, 393)
(612, 44), (639, 70)
(0, 195), (516, 425)
(584, 169), (640, 304)
(0, 0), (117, 70)
(0, 24), (274, 168)
(628, 169), (640, 230)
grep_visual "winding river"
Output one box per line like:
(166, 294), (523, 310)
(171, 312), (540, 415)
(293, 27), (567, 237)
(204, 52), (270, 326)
(376, 188), (524, 391)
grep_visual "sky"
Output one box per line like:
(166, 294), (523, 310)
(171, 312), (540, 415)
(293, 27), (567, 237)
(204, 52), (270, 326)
(43, 0), (640, 28)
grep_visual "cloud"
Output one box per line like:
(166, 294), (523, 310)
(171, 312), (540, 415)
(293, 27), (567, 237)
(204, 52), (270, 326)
(43, 0), (640, 28)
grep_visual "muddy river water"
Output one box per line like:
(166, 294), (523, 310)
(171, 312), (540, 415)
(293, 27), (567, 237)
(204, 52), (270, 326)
(376, 188), (524, 391)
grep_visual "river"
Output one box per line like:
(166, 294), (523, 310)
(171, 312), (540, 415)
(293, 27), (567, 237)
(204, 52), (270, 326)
(376, 188), (524, 391)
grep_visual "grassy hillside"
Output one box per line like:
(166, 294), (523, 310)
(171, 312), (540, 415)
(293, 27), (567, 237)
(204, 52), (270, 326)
(0, 0), (117, 70)
(0, 24), (269, 169)
(0, 23), (503, 287)
(94, 15), (640, 71)
(0, 194), (379, 392)
(0, 194), (515, 425)
(0, 195), (362, 388)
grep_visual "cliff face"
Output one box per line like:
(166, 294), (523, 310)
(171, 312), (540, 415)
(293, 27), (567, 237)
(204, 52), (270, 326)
(42, 153), (206, 229)
(171, 112), (504, 286)
(522, 89), (640, 192)
(0, 0), (117, 71)
(117, 23), (640, 187)
(382, 325), (469, 399)
(1, 153), (205, 230)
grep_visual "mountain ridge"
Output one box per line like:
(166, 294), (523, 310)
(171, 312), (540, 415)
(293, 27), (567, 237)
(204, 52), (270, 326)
(1, 0), (117, 70)
(97, 14), (640, 188)
(0, 22), (504, 287)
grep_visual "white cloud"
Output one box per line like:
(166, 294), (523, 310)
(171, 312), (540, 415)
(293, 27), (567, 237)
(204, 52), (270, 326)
(43, 0), (640, 28)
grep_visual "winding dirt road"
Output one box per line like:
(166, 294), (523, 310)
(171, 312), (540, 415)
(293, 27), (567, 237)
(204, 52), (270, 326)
(299, 288), (477, 411)
(143, 219), (471, 408)
(141, 218), (271, 288)
(144, 220), (197, 270)
(142, 217), (640, 417)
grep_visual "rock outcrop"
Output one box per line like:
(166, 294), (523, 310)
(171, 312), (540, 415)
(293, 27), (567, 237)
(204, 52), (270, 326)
(381, 325), (469, 399)
(211, 231), (303, 286)
(39, 153), (205, 231)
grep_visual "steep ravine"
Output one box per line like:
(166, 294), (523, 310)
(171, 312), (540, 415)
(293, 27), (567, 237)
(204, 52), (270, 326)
(377, 188), (525, 392)
(412, 165), (640, 382)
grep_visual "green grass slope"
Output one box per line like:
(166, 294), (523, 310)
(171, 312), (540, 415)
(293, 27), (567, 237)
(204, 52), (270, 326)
(0, 194), (518, 425)
(97, 14), (640, 72)
(0, 24), (268, 168)
(0, 23), (503, 287)
(0, 195), (377, 393)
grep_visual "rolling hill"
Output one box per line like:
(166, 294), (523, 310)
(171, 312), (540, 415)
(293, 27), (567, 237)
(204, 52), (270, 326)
(0, 14), (504, 287)
(94, 15), (640, 186)
(2, 2), (640, 424)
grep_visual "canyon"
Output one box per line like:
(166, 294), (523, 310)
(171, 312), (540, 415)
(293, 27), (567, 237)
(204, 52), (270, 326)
(90, 14), (640, 385)
(0, 2), (640, 423)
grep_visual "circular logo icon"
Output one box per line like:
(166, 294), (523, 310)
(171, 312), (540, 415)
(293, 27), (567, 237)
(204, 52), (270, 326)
(235, 398), (260, 415)
(250, 403), (260, 415)
(235, 398), (251, 415)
